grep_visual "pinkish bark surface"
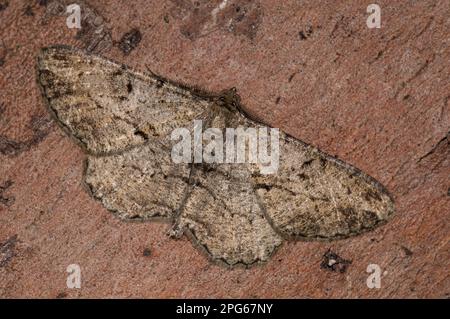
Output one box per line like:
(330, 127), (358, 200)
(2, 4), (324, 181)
(0, 0), (448, 298)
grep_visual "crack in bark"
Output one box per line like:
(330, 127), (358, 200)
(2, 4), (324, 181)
(0, 115), (53, 157)
(0, 180), (15, 207)
(417, 131), (450, 163)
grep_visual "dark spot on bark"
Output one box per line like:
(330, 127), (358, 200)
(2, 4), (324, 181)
(38, 0), (48, 6)
(447, 187), (450, 196)
(288, 72), (296, 82)
(298, 26), (313, 40)
(143, 248), (151, 257)
(0, 235), (18, 268)
(0, 136), (21, 156)
(298, 31), (307, 40)
(275, 96), (281, 104)
(320, 249), (352, 273)
(24, 5), (34, 16)
(0, 41), (7, 66)
(118, 29), (142, 55)
(400, 245), (413, 257)
(0, 1), (8, 11)
(330, 16), (356, 39)
(164, 15), (169, 23)
(0, 180), (15, 207)
(56, 292), (67, 299)
(181, 29), (192, 39)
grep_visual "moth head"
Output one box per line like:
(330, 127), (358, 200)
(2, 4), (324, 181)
(216, 87), (241, 111)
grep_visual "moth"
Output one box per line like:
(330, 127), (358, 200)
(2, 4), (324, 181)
(37, 46), (395, 267)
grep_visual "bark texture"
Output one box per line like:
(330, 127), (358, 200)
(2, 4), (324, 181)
(0, 0), (448, 298)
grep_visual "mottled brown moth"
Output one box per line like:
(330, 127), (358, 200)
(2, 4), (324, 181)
(37, 46), (394, 267)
